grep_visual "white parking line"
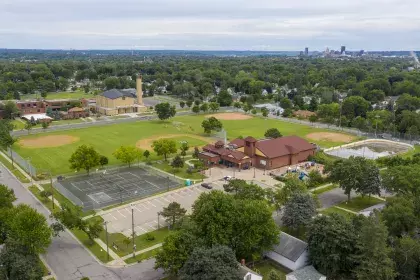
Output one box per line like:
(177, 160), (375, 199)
(124, 208), (131, 215)
(134, 205), (143, 212)
(153, 199), (165, 205)
(162, 197), (171, 202)
(147, 201), (157, 207)
(135, 226), (147, 233)
(141, 203), (150, 210)
(146, 223), (157, 230)
(109, 213), (118, 221)
(117, 209), (126, 218)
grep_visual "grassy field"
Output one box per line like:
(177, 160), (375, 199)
(337, 196), (384, 212)
(320, 206), (356, 219)
(98, 227), (170, 257)
(21, 91), (94, 100)
(402, 144), (420, 158)
(252, 260), (289, 280)
(13, 114), (355, 175)
(124, 247), (162, 264)
(311, 184), (338, 195)
(152, 161), (205, 180)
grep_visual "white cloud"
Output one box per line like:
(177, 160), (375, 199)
(0, 0), (419, 50)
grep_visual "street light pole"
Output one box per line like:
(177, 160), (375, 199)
(27, 158), (33, 185)
(131, 204), (136, 259)
(103, 221), (109, 261)
(158, 212), (161, 229)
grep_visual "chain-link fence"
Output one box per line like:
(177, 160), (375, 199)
(6, 147), (37, 176)
(269, 115), (420, 145)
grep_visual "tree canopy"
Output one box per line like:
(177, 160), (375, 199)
(69, 145), (100, 175)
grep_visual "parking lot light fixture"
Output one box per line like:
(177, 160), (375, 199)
(131, 203), (135, 259)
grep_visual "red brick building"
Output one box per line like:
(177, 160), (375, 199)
(15, 99), (89, 116)
(199, 136), (316, 170)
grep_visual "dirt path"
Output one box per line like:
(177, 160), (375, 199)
(306, 132), (355, 143)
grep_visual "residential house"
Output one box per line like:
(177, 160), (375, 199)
(265, 232), (309, 271)
(286, 266), (326, 280)
(62, 107), (89, 119)
(199, 136), (316, 170)
(95, 75), (146, 115)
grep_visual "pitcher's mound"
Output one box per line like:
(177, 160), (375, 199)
(19, 135), (79, 148)
(306, 132), (354, 143)
(207, 113), (252, 120)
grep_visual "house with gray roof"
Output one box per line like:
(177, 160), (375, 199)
(265, 232), (308, 271)
(286, 265), (326, 280)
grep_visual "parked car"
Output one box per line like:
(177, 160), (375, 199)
(223, 176), (233, 181)
(201, 183), (213, 189)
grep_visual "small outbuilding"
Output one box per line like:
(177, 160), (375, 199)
(286, 265), (326, 280)
(265, 232), (308, 271)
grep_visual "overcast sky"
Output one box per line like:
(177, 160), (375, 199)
(1, 0), (419, 51)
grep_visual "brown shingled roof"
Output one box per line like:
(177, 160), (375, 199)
(230, 138), (245, 148)
(256, 136), (315, 158)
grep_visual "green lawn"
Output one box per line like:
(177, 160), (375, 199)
(13, 114), (355, 175)
(12, 119), (26, 130)
(50, 119), (87, 126)
(320, 206), (356, 219)
(39, 258), (50, 276)
(124, 247), (162, 264)
(252, 260), (289, 280)
(337, 196), (384, 212)
(0, 154), (30, 183)
(152, 161), (205, 180)
(311, 184), (338, 195)
(21, 91), (94, 100)
(99, 227), (170, 257)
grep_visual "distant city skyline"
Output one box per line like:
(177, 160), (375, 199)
(1, 0), (419, 50)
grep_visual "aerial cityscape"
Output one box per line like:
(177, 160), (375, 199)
(0, 0), (420, 280)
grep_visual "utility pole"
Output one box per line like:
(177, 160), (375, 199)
(131, 204), (136, 259)
(157, 212), (161, 229)
(103, 221), (109, 261)
(338, 99), (343, 130)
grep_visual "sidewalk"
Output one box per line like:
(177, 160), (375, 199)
(121, 243), (162, 261)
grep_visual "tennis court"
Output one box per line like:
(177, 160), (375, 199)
(54, 166), (181, 210)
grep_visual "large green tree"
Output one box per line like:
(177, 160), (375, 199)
(152, 138), (177, 161)
(155, 102), (176, 120)
(382, 164), (420, 196)
(113, 145), (142, 167)
(282, 192), (317, 230)
(264, 128), (282, 139)
(160, 202), (187, 228)
(381, 196), (418, 237)
(308, 214), (359, 279)
(179, 245), (240, 280)
(155, 230), (201, 276)
(354, 213), (396, 280)
(69, 145), (100, 175)
(201, 117), (223, 134)
(0, 184), (16, 208)
(8, 204), (52, 254)
(191, 191), (279, 259)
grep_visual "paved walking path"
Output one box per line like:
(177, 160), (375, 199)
(95, 238), (122, 261)
(309, 183), (333, 192)
(334, 206), (358, 214)
(121, 243), (163, 261)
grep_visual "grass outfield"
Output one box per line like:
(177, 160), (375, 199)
(13, 114), (355, 175)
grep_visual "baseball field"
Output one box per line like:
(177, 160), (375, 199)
(13, 113), (356, 175)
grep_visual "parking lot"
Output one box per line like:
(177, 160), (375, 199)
(100, 180), (227, 237)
